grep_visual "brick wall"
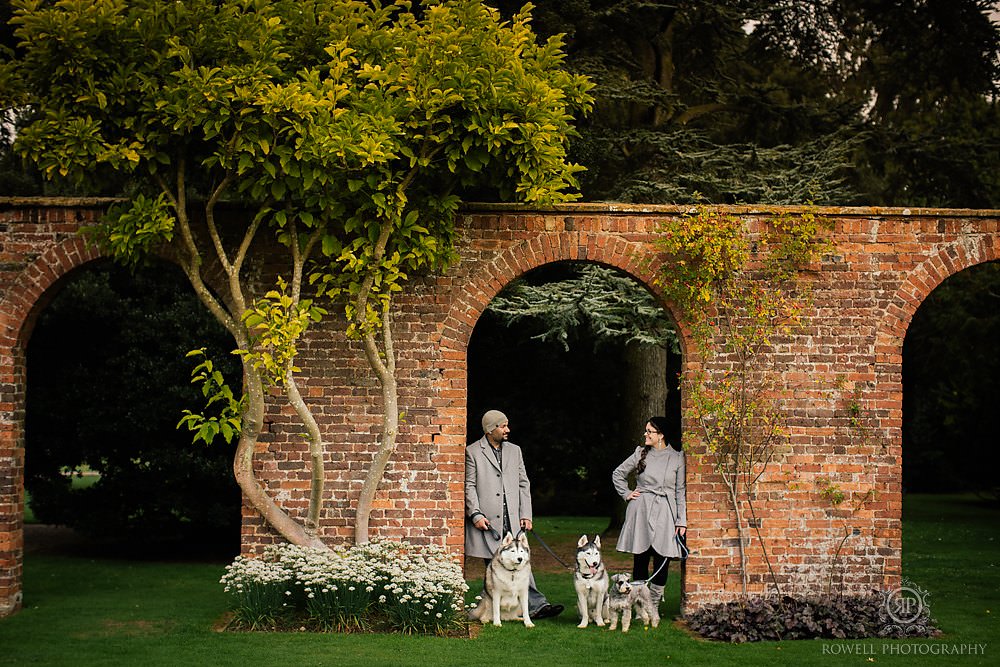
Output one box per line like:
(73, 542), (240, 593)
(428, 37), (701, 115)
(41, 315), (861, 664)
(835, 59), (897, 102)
(1, 199), (997, 616)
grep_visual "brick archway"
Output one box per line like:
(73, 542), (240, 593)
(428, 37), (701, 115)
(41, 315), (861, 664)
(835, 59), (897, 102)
(0, 235), (103, 343)
(867, 235), (1000, 456)
(432, 228), (695, 556)
(0, 226), (105, 616)
(878, 236), (999, 361)
(438, 230), (687, 353)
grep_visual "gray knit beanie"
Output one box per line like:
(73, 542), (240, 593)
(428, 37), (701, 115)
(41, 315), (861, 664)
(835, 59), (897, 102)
(481, 409), (508, 434)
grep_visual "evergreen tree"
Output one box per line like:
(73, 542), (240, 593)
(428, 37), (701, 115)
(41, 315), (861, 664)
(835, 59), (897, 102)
(493, 0), (864, 204)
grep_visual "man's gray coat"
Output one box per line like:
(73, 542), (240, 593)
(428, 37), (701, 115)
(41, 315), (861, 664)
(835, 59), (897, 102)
(464, 435), (533, 559)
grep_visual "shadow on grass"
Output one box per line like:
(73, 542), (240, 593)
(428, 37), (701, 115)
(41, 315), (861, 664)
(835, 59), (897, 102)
(24, 523), (240, 563)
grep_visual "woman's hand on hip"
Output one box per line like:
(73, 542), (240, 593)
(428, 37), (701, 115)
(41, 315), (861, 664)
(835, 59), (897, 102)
(626, 489), (641, 501)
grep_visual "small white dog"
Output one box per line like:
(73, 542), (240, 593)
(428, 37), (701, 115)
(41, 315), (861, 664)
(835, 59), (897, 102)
(607, 573), (660, 633)
(468, 532), (534, 628)
(574, 534), (609, 628)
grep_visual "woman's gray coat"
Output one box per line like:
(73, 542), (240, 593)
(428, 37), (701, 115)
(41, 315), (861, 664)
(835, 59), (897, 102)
(612, 445), (687, 557)
(464, 436), (533, 559)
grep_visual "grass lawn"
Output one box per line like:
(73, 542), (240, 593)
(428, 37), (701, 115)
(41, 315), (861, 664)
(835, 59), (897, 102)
(0, 494), (996, 666)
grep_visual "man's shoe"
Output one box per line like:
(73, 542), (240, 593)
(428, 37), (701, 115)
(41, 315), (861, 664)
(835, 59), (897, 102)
(529, 603), (564, 620)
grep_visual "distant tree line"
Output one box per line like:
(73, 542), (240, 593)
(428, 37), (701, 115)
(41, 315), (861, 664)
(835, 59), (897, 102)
(489, 0), (1000, 208)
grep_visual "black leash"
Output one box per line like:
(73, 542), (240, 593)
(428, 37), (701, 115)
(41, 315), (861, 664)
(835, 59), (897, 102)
(632, 534), (688, 587)
(526, 528), (576, 571)
(479, 524), (575, 571)
(483, 522), (686, 575)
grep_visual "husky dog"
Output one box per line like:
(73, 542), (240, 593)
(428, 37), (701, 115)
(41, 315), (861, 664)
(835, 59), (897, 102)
(574, 534), (609, 628)
(607, 573), (660, 633)
(468, 532), (534, 628)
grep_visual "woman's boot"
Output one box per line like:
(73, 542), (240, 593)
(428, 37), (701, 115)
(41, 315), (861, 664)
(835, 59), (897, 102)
(649, 583), (665, 607)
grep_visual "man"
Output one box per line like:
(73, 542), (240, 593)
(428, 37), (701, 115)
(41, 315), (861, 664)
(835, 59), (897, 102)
(465, 409), (564, 619)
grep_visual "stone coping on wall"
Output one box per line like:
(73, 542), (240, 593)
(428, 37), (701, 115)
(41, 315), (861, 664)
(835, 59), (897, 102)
(461, 201), (1000, 218)
(2, 196), (999, 219)
(0, 196), (124, 208)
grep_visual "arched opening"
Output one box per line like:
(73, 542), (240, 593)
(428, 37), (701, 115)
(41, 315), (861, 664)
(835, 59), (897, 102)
(902, 259), (1000, 497)
(23, 258), (241, 561)
(465, 259), (685, 615)
(900, 259), (999, 629)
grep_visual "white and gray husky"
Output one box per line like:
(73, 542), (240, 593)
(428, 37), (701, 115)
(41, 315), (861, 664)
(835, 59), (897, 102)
(607, 573), (660, 633)
(573, 534), (609, 628)
(468, 532), (535, 628)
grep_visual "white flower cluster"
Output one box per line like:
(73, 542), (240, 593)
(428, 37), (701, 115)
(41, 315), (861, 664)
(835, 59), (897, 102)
(364, 539), (468, 632)
(219, 553), (293, 593)
(263, 543), (380, 592)
(219, 550), (295, 629)
(220, 539), (469, 633)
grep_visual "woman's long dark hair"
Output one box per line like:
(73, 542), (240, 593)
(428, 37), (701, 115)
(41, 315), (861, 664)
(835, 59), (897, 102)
(637, 416), (675, 473)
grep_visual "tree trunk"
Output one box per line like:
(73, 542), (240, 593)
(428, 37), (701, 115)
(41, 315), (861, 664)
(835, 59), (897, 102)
(233, 364), (327, 550)
(606, 341), (668, 534)
(354, 307), (399, 544)
(624, 340), (669, 435)
(285, 371), (324, 533)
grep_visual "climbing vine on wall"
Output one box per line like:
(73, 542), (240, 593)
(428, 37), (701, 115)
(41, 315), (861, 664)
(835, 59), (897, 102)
(654, 208), (832, 596)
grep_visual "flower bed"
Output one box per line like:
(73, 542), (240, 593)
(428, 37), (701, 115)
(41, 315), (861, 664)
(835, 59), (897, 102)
(220, 539), (469, 635)
(686, 593), (940, 643)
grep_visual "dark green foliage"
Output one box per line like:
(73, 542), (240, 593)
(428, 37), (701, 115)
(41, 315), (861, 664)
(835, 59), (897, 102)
(493, 0), (863, 204)
(25, 260), (241, 552)
(902, 261), (1000, 497)
(491, 0), (1000, 207)
(687, 594), (940, 643)
(468, 307), (630, 515)
(486, 262), (678, 352)
(5, 0), (998, 204)
(849, 1), (1000, 207)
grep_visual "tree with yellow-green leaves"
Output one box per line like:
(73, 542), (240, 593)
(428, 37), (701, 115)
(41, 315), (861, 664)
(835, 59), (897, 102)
(2, 0), (592, 546)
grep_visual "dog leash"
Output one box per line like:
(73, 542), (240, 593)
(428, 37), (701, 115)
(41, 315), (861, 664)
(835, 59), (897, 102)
(482, 524), (686, 577)
(479, 524), (575, 571)
(525, 528), (576, 571)
(640, 551), (672, 585)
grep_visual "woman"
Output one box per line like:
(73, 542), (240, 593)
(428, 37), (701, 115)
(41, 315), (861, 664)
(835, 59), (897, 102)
(611, 415), (687, 608)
